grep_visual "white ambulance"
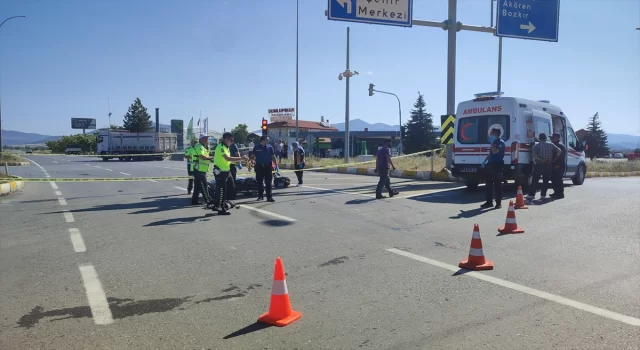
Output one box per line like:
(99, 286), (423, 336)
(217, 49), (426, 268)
(450, 92), (587, 191)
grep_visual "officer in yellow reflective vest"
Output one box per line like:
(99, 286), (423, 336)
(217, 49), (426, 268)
(184, 140), (198, 194)
(212, 132), (246, 215)
(191, 134), (214, 206)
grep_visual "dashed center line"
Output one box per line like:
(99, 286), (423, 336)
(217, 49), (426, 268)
(78, 264), (114, 325)
(55, 191), (62, 196)
(105, 169), (113, 172)
(238, 205), (297, 222)
(52, 161), (58, 164)
(301, 185), (376, 198)
(386, 248), (640, 327)
(120, 172), (131, 176)
(50, 182), (59, 190)
(69, 228), (86, 252)
(62, 210), (75, 223)
(174, 186), (188, 191)
(58, 198), (68, 206)
(148, 179), (158, 183)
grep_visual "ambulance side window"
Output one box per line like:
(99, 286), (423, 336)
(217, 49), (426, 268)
(567, 127), (578, 149)
(534, 120), (551, 137)
(485, 115), (510, 142)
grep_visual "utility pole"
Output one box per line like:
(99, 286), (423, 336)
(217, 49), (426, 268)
(0, 16), (26, 156)
(295, 0), (300, 141)
(337, 28), (359, 162)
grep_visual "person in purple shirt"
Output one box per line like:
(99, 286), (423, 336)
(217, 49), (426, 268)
(375, 139), (399, 199)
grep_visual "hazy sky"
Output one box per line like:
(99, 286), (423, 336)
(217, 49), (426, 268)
(1, 0), (639, 136)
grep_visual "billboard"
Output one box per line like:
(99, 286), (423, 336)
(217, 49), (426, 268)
(71, 118), (97, 130)
(268, 108), (295, 123)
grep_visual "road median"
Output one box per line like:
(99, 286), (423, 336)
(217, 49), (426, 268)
(0, 175), (25, 197)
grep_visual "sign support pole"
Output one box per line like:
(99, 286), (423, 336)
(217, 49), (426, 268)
(344, 26), (350, 163)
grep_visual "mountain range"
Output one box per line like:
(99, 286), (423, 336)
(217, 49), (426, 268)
(4, 119), (640, 151)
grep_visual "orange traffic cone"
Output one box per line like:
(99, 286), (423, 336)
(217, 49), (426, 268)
(258, 257), (302, 327)
(514, 186), (529, 209)
(498, 200), (525, 234)
(459, 224), (494, 270)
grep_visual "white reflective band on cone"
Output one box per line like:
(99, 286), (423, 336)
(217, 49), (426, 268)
(472, 231), (481, 239)
(469, 248), (484, 257)
(272, 279), (288, 296)
(505, 218), (517, 224)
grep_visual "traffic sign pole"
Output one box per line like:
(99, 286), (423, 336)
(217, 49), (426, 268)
(344, 27), (350, 163)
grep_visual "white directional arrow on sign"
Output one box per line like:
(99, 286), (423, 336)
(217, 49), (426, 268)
(336, 0), (353, 14)
(520, 21), (536, 34)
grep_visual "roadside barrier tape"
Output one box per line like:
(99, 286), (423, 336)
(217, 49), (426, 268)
(19, 176), (192, 182)
(22, 147), (254, 157)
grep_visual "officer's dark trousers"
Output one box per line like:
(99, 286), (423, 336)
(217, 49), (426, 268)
(187, 165), (194, 194)
(485, 162), (503, 204)
(294, 169), (303, 184)
(228, 165), (237, 200)
(192, 171), (212, 204)
(214, 171), (231, 209)
(552, 166), (565, 196)
(528, 163), (552, 197)
(255, 164), (273, 198)
(376, 169), (393, 197)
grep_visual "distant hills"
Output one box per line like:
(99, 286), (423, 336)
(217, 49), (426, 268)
(4, 121), (640, 151)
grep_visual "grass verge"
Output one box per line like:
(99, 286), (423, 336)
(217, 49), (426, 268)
(281, 154), (640, 173)
(0, 153), (27, 163)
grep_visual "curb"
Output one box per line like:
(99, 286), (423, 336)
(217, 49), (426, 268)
(586, 171), (640, 178)
(279, 164), (460, 182)
(0, 176), (25, 197)
(3, 162), (30, 166)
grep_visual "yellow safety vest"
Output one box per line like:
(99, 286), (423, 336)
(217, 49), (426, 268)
(194, 143), (210, 173)
(185, 146), (197, 172)
(213, 143), (231, 172)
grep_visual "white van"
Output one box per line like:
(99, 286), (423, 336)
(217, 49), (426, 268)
(450, 92), (587, 191)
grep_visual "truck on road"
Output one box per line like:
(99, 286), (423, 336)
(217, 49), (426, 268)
(96, 130), (177, 161)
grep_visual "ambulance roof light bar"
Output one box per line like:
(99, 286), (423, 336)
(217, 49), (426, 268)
(473, 91), (504, 98)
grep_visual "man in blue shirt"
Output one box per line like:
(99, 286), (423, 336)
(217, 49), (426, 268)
(253, 136), (277, 202)
(481, 128), (505, 209)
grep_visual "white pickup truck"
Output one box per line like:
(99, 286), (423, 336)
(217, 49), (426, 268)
(64, 144), (82, 155)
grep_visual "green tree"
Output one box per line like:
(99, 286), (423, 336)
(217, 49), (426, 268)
(46, 134), (97, 154)
(122, 98), (152, 132)
(403, 92), (438, 154)
(585, 112), (609, 159)
(231, 123), (249, 145)
(109, 124), (120, 130)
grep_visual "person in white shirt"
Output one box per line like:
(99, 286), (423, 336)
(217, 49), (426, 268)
(248, 141), (255, 149)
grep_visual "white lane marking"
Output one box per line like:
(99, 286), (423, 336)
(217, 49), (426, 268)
(148, 179), (158, 183)
(120, 172), (131, 176)
(93, 166), (102, 169)
(52, 161), (58, 164)
(63, 210), (75, 223)
(105, 169), (113, 172)
(174, 186), (188, 191)
(55, 191), (62, 196)
(238, 205), (297, 222)
(386, 248), (640, 327)
(50, 182), (59, 190)
(301, 185), (376, 198)
(58, 198), (67, 206)
(69, 228), (86, 252)
(45, 175), (51, 178)
(78, 264), (114, 325)
(393, 186), (467, 199)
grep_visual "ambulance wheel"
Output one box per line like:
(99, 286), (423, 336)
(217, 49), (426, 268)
(465, 180), (479, 191)
(572, 164), (586, 185)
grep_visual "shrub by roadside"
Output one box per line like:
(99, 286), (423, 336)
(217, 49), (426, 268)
(1, 153), (27, 164)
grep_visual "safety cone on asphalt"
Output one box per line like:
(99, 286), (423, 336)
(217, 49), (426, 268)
(498, 200), (525, 234)
(258, 257), (302, 327)
(459, 224), (494, 270)
(514, 186), (529, 209)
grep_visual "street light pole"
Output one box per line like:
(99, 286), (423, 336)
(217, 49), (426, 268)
(0, 15), (26, 155)
(295, 0), (299, 141)
(345, 27), (350, 162)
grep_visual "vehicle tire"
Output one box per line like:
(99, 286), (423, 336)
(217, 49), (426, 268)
(572, 164), (586, 185)
(465, 180), (480, 191)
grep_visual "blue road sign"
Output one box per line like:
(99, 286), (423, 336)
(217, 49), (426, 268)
(327, 0), (413, 28)
(496, 0), (560, 42)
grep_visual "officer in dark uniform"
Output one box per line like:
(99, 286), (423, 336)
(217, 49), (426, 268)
(481, 128), (505, 209)
(253, 136), (277, 202)
(550, 132), (566, 199)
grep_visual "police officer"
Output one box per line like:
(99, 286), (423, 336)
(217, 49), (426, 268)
(184, 140), (198, 194)
(212, 132), (247, 215)
(253, 136), (277, 202)
(481, 128), (505, 209)
(550, 132), (566, 199)
(192, 134), (214, 206)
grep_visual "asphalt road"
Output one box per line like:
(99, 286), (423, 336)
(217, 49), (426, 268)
(1, 155), (639, 350)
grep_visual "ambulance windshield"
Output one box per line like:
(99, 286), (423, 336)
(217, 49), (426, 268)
(457, 115), (510, 144)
